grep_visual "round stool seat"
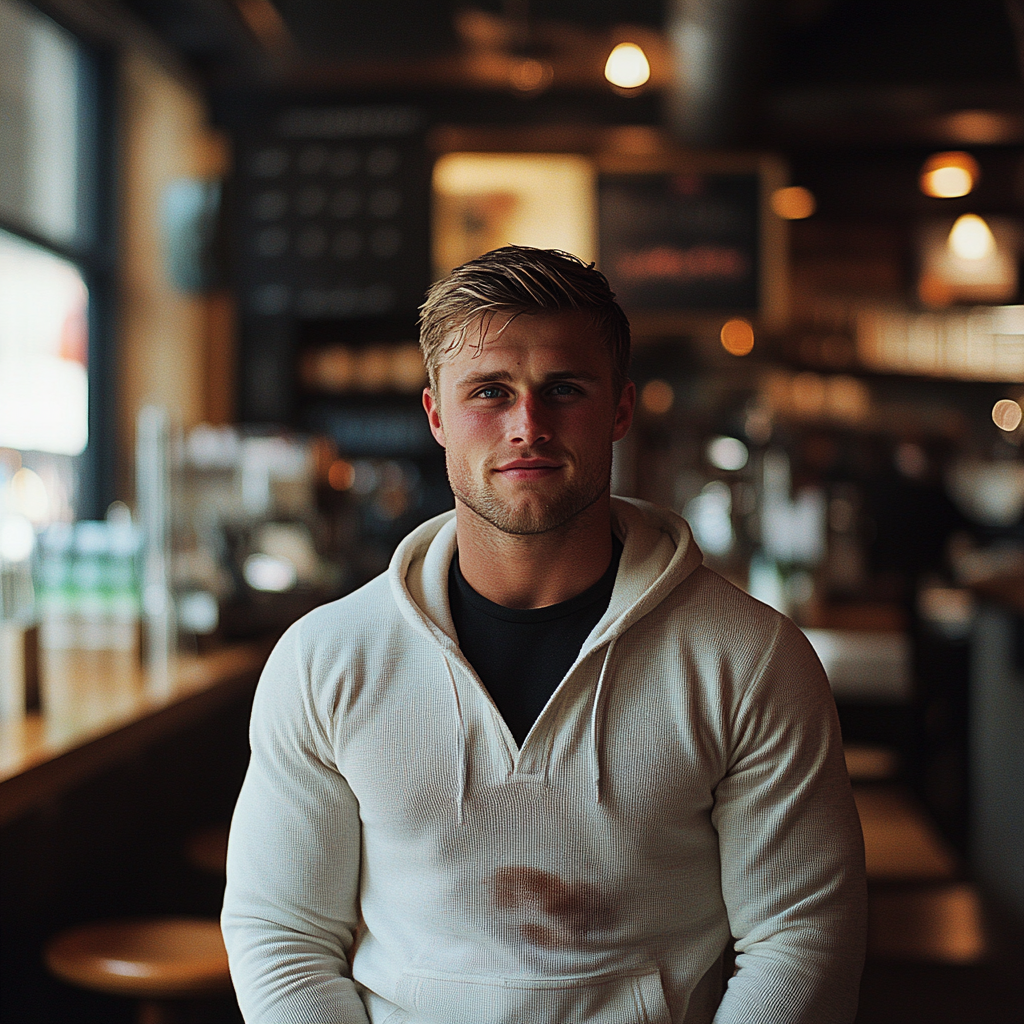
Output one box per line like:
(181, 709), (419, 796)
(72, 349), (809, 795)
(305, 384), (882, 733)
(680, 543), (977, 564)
(45, 917), (230, 1000)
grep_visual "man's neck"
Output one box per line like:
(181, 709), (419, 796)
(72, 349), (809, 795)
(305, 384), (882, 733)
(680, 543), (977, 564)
(454, 495), (615, 610)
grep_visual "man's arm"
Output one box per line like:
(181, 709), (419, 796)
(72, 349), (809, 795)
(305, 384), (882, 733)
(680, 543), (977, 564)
(222, 622), (371, 1024)
(712, 617), (867, 1024)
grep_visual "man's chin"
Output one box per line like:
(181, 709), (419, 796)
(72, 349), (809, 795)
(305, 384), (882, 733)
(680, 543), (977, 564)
(456, 485), (605, 537)
(468, 502), (556, 536)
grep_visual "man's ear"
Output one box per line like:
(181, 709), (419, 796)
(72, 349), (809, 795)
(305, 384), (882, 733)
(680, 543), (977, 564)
(612, 380), (636, 442)
(422, 387), (446, 448)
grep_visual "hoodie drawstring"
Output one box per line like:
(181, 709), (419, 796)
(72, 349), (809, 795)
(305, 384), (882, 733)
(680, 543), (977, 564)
(590, 638), (618, 805)
(442, 654), (467, 824)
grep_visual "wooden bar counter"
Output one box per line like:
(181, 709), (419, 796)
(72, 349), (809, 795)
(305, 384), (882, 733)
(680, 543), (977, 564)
(0, 641), (272, 828)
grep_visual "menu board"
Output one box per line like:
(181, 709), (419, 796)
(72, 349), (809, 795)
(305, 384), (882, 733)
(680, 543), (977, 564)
(230, 104), (431, 422)
(599, 171), (761, 314)
(234, 105), (429, 321)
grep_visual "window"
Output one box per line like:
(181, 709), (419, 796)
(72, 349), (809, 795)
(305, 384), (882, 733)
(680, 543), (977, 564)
(0, 0), (109, 521)
(0, 228), (88, 455)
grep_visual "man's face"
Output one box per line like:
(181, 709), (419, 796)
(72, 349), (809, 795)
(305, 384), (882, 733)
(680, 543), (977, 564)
(422, 311), (635, 536)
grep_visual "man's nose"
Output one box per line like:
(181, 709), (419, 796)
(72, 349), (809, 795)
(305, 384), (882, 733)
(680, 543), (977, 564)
(507, 393), (551, 446)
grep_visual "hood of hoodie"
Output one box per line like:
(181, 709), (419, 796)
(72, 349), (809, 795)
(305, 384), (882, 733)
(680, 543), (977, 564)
(388, 496), (704, 663)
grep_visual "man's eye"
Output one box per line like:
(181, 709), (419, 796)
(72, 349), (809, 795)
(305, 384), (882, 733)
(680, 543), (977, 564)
(476, 387), (505, 399)
(549, 384), (578, 397)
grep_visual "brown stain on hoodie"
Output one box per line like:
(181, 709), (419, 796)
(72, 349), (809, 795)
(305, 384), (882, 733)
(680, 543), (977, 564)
(491, 866), (614, 948)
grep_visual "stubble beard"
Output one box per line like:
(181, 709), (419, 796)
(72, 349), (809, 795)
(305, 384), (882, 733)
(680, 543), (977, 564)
(447, 450), (612, 536)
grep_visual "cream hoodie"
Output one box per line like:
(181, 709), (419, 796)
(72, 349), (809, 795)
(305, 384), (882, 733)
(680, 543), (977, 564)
(222, 497), (866, 1024)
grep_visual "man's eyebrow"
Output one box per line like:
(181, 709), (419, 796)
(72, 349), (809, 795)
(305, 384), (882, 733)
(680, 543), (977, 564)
(455, 370), (516, 387)
(454, 369), (602, 387)
(543, 370), (602, 383)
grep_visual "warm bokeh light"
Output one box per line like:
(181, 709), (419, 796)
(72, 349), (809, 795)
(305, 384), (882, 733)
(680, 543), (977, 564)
(948, 214), (995, 260)
(640, 379), (674, 415)
(510, 58), (553, 94)
(770, 186), (816, 220)
(604, 42), (651, 89)
(328, 459), (355, 491)
(919, 151), (979, 199)
(720, 318), (755, 356)
(992, 398), (1023, 432)
(791, 372), (826, 416)
(826, 376), (871, 423)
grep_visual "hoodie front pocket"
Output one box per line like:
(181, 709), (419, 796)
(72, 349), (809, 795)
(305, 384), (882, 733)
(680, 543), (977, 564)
(399, 965), (672, 1024)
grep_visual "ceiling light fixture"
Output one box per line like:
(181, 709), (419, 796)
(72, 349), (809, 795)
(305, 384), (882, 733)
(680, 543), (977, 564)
(920, 151), (979, 199)
(948, 214), (995, 260)
(604, 42), (650, 89)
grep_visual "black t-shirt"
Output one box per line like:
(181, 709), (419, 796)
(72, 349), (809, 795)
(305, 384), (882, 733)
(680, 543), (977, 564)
(448, 537), (623, 745)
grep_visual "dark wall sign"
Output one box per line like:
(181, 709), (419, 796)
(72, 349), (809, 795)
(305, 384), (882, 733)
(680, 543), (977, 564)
(236, 104), (428, 321)
(599, 172), (761, 314)
(231, 104), (430, 422)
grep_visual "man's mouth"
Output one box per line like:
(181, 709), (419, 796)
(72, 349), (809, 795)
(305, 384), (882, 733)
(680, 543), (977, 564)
(493, 458), (563, 480)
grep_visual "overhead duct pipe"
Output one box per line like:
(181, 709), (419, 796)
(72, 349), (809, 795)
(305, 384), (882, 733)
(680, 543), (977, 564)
(666, 0), (770, 147)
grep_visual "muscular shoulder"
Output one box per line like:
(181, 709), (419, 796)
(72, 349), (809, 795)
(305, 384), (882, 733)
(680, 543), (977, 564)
(253, 571), (424, 723)
(642, 564), (791, 661)
(293, 573), (398, 652)
(627, 564), (828, 724)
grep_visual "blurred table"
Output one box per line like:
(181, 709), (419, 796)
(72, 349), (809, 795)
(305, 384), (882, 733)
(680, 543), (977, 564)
(0, 641), (271, 827)
(802, 627), (912, 703)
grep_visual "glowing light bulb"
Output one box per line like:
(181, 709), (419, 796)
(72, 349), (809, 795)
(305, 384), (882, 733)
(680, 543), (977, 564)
(604, 43), (650, 89)
(924, 166), (972, 198)
(948, 214), (995, 260)
(920, 151), (979, 199)
(770, 186), (816, 220)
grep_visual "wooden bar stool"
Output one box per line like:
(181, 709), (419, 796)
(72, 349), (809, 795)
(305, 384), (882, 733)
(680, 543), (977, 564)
(45, 917), (231, 1024)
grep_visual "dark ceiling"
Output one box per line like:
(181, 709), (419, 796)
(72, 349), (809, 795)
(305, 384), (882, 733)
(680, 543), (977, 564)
(113, 0), (1024, 147)
(773, 0), (1019, 88)
(119, 0), (1019, 83)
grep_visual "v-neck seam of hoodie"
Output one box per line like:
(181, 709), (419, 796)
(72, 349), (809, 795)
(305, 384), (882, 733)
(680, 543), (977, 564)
(448, 539), (622, 755)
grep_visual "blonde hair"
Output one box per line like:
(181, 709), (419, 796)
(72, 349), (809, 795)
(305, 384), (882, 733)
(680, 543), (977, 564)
(418, 246), (631, 395)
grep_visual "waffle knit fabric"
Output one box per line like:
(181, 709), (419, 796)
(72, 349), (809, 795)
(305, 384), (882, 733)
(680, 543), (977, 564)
(222, 497), (867, 1024)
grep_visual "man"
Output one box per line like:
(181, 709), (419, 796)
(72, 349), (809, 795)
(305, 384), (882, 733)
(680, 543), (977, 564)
(223, 246), (867, 1024)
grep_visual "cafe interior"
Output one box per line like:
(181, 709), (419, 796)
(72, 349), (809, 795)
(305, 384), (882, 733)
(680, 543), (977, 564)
(1, 0), (1023, 1021)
